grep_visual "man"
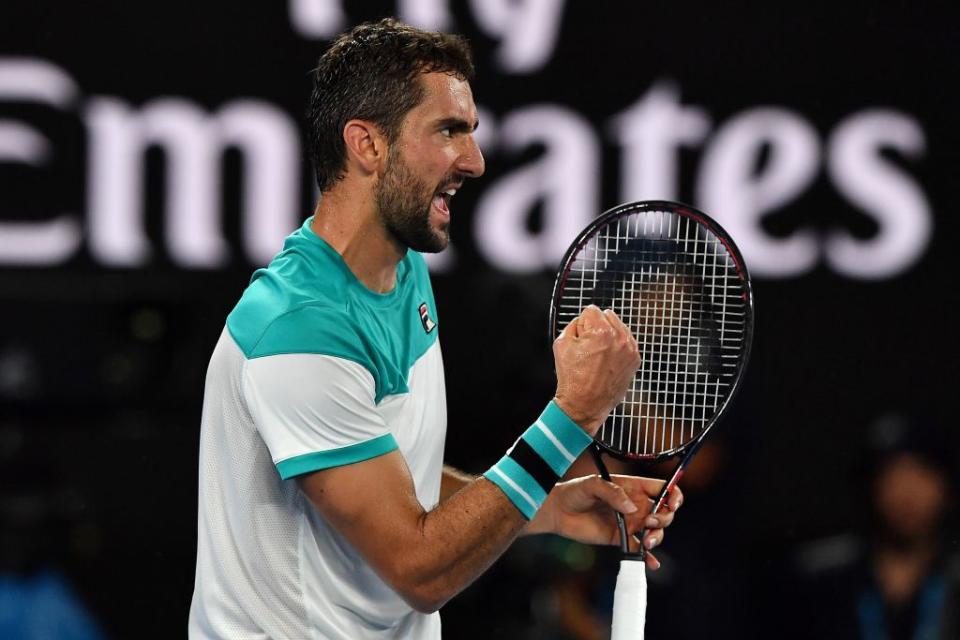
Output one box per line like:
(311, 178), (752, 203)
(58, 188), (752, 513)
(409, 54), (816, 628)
(788, 416), (959, 639)
(189, 18), (682, 639)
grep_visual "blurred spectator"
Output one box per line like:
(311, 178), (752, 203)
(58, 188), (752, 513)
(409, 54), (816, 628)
(0, 425), (106, 640)
(791, 414), (959, 639)
(0, 571), (104, 640)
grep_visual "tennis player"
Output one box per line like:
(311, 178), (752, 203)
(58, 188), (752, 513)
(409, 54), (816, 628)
(188, 19), (682, 639)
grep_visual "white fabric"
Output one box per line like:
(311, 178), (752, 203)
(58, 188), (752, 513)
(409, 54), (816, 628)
(189, 329), (447, 639)
(244, 352), (389, 464)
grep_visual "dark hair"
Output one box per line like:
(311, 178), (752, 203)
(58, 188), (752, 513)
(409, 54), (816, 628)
(307, 18), (475, 193)
(867, 413), (953, 480)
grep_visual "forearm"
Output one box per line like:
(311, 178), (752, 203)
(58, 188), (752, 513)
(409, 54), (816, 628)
(303, 392), (615, 613)
(300, 451), (528, 614)
(439, 464), (475, 502)
(400, 403), (593, 608)
(399, 476), (525, 611)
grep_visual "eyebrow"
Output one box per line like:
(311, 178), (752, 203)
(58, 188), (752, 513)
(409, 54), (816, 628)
(436, 117), (479, 133)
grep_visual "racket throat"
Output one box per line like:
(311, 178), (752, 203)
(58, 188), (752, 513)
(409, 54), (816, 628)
(590, 445), (633, 556)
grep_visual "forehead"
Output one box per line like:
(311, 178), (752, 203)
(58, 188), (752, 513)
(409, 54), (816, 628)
(405, 71), (477, 125)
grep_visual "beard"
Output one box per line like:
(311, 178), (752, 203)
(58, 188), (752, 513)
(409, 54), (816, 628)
(375, 149), (451, 253)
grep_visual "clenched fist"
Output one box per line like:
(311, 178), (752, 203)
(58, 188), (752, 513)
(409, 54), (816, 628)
(553, 306), (641, 436)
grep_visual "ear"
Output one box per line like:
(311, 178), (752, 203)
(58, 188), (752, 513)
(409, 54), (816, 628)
(342, 119), (387, 176)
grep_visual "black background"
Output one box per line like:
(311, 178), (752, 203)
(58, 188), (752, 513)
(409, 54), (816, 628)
(1, 2), (958, 638)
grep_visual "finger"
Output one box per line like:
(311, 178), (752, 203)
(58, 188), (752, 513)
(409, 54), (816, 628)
(603, 310), (634, 362)
(621, 506), (672, 543)
(611, 475), (668, 504)
(601, 307), (623, 332)
(644, 550), (661, 571)
(642, 510), (675, 530)
(623, 516), (672, 562)
(558, 315), (581, 340)
(586, 475), (638, 515)
(616, 477), (679, 519)
(623, 532), (663, 569)
(643, 528), (664, 551)
(615, 479), (679, 535)
(578, 305), (607, 333)
(604, 308), (641, 358)
(667, 484), (684, 511)
(602, 308), (631, 342)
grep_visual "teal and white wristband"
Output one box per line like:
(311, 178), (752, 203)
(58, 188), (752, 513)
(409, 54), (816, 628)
(484, 401), (593, 519)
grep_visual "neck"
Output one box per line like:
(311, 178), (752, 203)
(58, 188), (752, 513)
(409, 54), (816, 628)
(873, 541), (937, 606)
(876, 529), (938, 555)
(310, 185), (406, 294)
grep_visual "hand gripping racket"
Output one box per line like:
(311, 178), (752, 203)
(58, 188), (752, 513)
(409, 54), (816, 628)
(548, 201), (754, 639)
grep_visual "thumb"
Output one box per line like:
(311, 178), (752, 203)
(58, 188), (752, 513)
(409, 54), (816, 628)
(558, 316), (581, 340)
(588, 476), (638, 514)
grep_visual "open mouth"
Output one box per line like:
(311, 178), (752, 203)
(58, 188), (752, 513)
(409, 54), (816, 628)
(432, 186), (458, 217)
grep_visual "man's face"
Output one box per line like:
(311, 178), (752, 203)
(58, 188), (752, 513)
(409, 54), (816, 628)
(375, 72), (485, 253)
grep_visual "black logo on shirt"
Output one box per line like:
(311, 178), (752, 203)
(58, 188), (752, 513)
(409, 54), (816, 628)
(418, 302), (436, 333)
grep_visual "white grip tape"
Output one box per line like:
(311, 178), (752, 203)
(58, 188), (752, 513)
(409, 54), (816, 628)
(611, 559), (647, 640)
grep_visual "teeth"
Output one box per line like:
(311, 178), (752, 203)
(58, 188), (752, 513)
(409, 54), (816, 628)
(444, 188), (457, 197)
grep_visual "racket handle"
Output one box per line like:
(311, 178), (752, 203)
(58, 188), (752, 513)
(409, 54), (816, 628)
(611, 558), (647, 640)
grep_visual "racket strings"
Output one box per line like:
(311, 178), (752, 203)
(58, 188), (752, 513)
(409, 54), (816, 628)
(556, 210), (748, 458)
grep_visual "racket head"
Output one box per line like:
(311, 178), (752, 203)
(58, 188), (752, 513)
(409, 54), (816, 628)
(549, 201), (754, 462)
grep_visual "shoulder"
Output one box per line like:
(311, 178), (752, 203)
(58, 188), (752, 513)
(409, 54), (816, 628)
(226, 243), (375, 375)
(228, 220), (359, 357)
(231, 299), (374, 371)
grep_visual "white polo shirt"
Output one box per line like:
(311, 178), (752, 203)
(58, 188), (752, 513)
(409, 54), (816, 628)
(189, 218), (446, 639)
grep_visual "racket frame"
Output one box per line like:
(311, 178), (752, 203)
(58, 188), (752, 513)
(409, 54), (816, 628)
(548, 200), (754, 557)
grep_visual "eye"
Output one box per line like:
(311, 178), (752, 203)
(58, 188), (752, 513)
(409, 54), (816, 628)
(440, 127), (453, 138)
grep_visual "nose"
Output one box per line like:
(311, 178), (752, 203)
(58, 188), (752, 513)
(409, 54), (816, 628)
(456, 134), (485, 178)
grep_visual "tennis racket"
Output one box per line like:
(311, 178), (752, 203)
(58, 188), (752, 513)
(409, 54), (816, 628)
(548, 200), (754, 639)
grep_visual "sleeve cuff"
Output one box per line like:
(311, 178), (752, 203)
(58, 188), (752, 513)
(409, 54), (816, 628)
(275, 433), (398, 479)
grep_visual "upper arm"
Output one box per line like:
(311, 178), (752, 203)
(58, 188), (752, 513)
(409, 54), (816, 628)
(297, 450), (428, 583)
(240, 333), (520, 612)
(242, 350), (429, 596)
(244, 352), (397, 479)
